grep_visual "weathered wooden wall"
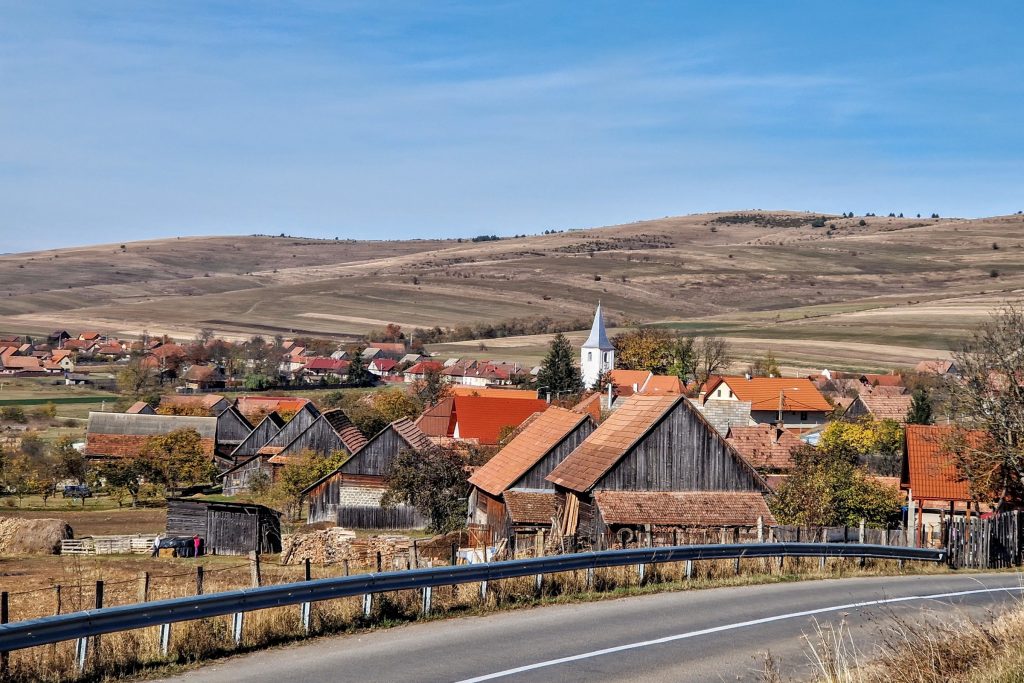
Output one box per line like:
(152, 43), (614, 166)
(216, 407), (253, 449)
(513, 420), (595, 490)
(222, 455), (270, 496)
(278, 416), (345, 457)
(340, 426), (404, 476)
(337, 505), (427, 530)
(230, 414), (283, 460)
(166, 500), (208, 537)
(307, 473), (386, 524)
(599, 403), (764, 492)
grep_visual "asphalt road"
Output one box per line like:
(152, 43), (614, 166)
(158, 573), (1024, 683)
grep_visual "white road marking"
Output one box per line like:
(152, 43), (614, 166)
(452, 585), (1022, 682)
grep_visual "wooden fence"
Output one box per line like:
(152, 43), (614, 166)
(60, 535), (156, 556)
(337, 505), (428, 530)
(946, 511), (1023, 569)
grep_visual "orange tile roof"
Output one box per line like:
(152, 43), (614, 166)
(572, 392), (603, 423)
(235, 396), (311, 418)
(469, 407), (592, 496)
(608, 370), (652, 396)
(639, 375), (685, 396)
(547, 394), (681, 492)
(852, 394), (913, 422)
(450, 386), (539, 399)
(503, 490), (558, 525)
(594, 491), (775, 527)
(160, 394), (227, 411)
(450, 396), (550, 445)
(708, 376), (832, 412)
(903, 424), (984, 502)
(415, 397), (454, 437)
(126, 401), (153, 414)
(726, 423), (803, 470)
(861, 374), (904, 387)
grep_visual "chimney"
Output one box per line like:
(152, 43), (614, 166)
(772, 419), (782, 444)
(778, 390), (784, 425)
(744, 372), (751, 380)
(607, 382), (613, 407)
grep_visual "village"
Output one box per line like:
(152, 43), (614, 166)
(0, 298), (992, 589)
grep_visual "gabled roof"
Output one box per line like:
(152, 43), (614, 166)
(704, 376), (832, 412)
(451, 386), (538, 399)
(228, 410), (287, 459)
(415, 397), (454, 437)
(391, 417), (434, 452)
(849, 394), (913, 423)
(160, 394), (228, 413)
(915, 359), (955, 374)
(726, 423), (803, 470)
(370, 358), (398, 371)
(609, 370), (652, 396)
(640, 375), (685, 396)
(903, 424), (983, 502)
(322, 408), (369, 453)
(688, 398), (754, 437)
(0, 355), (43, 370)
(126, 401), (155, 415)
(85, 412), (217, 458)
(302, 357), (350, 373)
(547, 394), (681, 491)
(469, 407), (593, 496)
(860, 374), (904, 387)
(405, 360), (443, 375)
(594, 490), (775, 527)
(234, 396), (312, 419)
(582, 302), (612, 350)
(449, 396), (551, 445)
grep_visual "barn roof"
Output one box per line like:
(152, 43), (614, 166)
(903, 424), (983, 502)
(126, 401), (155, 415)
(228, 411), (286, 459)
(322, 408), (369, 453)
(85, 412), (217, 459)
(594, 490), (775, 527)
(503, 490), (558, 525)
(469, 407), (592, 496)
(725, 423), (803, 470)
(234, 396), (313, 419)
(160, 394), (228, 413)
(415, 397), (454, 438)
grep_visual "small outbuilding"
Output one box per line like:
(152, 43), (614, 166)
(166, 499), (282, 555)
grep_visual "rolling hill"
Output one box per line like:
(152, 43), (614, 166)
(2, 211), (1023, 371)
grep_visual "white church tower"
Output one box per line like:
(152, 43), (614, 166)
(581, 302), (614, 389)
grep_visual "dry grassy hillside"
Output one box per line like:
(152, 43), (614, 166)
(2, 211), (1022, 370)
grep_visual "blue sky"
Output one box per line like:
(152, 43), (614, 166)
(1, 1), (1022, 251)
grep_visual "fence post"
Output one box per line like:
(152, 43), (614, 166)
(138, 572), (149, 603)
(232, 611), (244, 646)
(249, 552), (262, 587)
(376, 551), (382, 573)
(54, 584), (62, 615)
(451, 543), (458, 567)
(1, 591), (8, 674)
(344, 559), (350, 576)
(300, 558), (312, 634)
(412, 540), (419, 569)
(421, 586), (432, 615)
(195, 566), (204, 596)
(93, 581), (103, 663)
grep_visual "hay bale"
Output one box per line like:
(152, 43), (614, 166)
(0, 517), (74, 555)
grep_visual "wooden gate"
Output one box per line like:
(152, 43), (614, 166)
(946, 510), (1023, 569)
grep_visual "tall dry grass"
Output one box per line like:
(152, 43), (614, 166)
(1, 556), (947, 682)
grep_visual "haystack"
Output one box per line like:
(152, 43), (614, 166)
(0, 517), (74, 555)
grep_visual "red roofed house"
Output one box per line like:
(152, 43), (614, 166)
(368, 358), (399, 377)
(404, 360), (444, 383)
(442, 361), (513, 387)
(446, 395), (550, 446)
(859, 373), (905, 389)
(844, 393), (914, 425)
(902, 424), (990, 546)
(725, 423), (804, 475)
(699, 376), (832, 432)
(915, 359), (958, 377)
(467, 407), (596, 541)
(546, 394), (773, 547)
(300, 357), (350, 381)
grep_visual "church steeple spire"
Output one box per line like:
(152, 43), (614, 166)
(581, 302), (614, 388)
(582, 301), (612, 350)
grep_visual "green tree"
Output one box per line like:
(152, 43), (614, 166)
(382, 446), (468, 533)
(818, 418), (903, 476)
(370, 388), (421, 423)
(906, 388), (933, 425)
(346, 347), (372, 386)
(138, 428), (215, 493)
(666, 336), (697, 383)
(117, 358), (157, 397)
(53, 436), (88, 485)
(769, 445), (902, 527)
(748, 350), (781, 377)
(244, 373), (273, 391)
(101, 458), (146, 507)
(612, 328), (674, 374)
(266, 449), (348, 519)
(411, 365), (451, 407)
(536, 332), (583, 395)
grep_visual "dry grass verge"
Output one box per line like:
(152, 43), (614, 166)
(0, 556), (958, 682)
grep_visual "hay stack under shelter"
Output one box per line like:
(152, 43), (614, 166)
(0, 517), (73, 554)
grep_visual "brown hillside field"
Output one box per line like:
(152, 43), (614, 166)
(2, 211), (1023, 370)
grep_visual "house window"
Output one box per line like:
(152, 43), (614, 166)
(728, 390), (733, 398)
(587, 351), (593, 362)
(604, 352), (611, 364)
(799, 411), (808, 421)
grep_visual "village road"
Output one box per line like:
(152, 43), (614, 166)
(157, 572), (1023, 683)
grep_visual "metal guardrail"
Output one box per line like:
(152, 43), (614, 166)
(0, 542), (944, 654)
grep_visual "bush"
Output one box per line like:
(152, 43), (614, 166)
(990, 269), (1000, 278)
(858, 219), (867, 226)
(810, 217), (826, 228)
(0, 406), (26, 423)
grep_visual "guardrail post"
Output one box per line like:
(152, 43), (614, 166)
(159, 623), (171, 657)
(819, 556), (826, 571)
(734, 557), (740, 575)
(637, 563), (646, 584)
(421, 586), (432, 615)
(54, 584), (62, 615)
(300, 559), (312, 634)
(75, 632), (88, 674)
(685, 560), (693, 580)
(535, 572), (543, 594)
(1, 591), (9, 674)
(586, 567), (594, 589)
(362, 592), (372, 617)
(232, 611), (244, 646)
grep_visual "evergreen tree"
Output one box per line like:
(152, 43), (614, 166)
(906, 388), (933, 425)
(537, 333), (583, 395)
(346, 346), (372, 386)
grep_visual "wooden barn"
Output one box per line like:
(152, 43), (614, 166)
(165, 499), (282, 555)
(213, 405), (254, 458)
(304, 418), (432, 528)
(228, 411), (286, 462)
(545, 394), (773, 547)
(85, 413), (218, 462)
(467, 407), (596, 542)
(276, 408), (368, 458)
(253, 402), (322, 457)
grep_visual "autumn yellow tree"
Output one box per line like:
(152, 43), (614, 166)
(370, 388), (421, 423)
(138, 428), (215, 493)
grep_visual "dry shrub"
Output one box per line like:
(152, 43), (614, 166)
(172, 617), (230, 662)
(0, 518), (73, 554)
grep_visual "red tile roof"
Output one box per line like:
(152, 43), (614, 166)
(469, 407), (592, 496)
(594, 490), (775, 527)
(608, 370), (653, 397)
(572, 392), (603, 424)
(860, 374), (904, 388)
(323, 408), (369, 454)
(415, 397), (454, 438)
(302, 357), (350, 373)
(449, 396), (550, 445)
(726, 423), (803, 470)
(160, 394), (227, 412)
(704, 376), (832, 412)
(903, 424), (985, 502)
(235, 396), (311, 419)
(851, 394), (913, 422)
(405, 361), (443, 375)
(503, 490), (558, 525)
(126, 401), (154, 414)
(640, 375), (685, 396)
(451, 386), (538, 399)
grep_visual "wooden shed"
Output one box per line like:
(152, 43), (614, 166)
(276, 409), (368, 458)
(228, 411), (286, 462)
(166, 499), (282, 555)
(303, 418), (432, 527)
